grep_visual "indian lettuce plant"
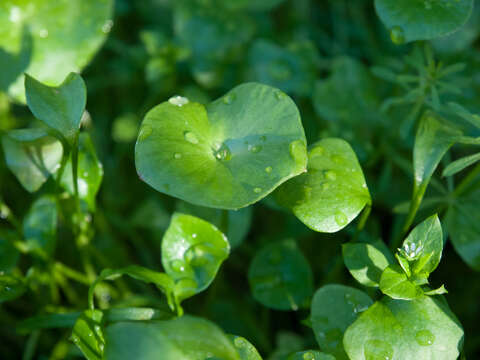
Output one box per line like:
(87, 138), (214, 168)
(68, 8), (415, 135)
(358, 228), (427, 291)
(0, 0), (479, 359)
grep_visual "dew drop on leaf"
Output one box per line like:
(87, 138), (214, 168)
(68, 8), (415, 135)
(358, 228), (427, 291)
(223, 94), (235, 104)
(390, 26), (405, 45)
(170, 259), (186, 272)
(168, 95), (189, 107)
(233, 337), (246, 348)
(248, 144), (262, 153)
(253, 187), (262, 193)
(415, 329), (435, 346)
(174, 153), (182, 159)
(364, 339), (394, 360)
(303, 352), (315, 360)
(289, 140), (307, 167)
(138, 125), (153, 141)
(184, 243), (212, 266)
(213, 143), (232, 161)
(334, 211), (348, 226)
(325, 170), (337, 181)
(265, 166), (273, 174)
(184, 131), (199, 144)
(275, 90), (287, 100)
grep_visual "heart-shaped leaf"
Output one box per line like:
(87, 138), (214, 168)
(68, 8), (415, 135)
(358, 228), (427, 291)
(0, 0), (113, 102)
(311, 284), (373, 360)
(275, 139), (370, 233)
(344, 296), (464, 360)
(25, 73), (86, 142)
(1, 128), (63, 192)
(135, 83), (307, 209)
(161, 213), (230, 301)
(375, 0), (474, 44)
(248, 239), (313, 311)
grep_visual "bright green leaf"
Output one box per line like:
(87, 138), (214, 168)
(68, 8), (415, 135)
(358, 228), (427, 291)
(344, 296), (464, 360)
(23, 195), (58, 259)
(342, 240), (393, 287)
(25, 73), (86, 142)
(71, 310), (104, 360)
(275, 139), (370, 233)
(379, 265), (423, 300)
(442, 152), (480, 177)
(229, 335), (263, 360)
(311, 284), (373, 360)
(287, 351), (335, 360)
(1, 128), (63, 192)
(135, 83), (307, 209)
(104, 316), (241, 360)
(248, 239), (313, 311)
(0, 0), (113, 102)
(162, 213), (230, 302)
(374, 0), (474, 43)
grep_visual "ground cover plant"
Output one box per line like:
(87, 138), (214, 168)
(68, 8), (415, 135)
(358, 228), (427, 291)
(1, 0), (480, 359)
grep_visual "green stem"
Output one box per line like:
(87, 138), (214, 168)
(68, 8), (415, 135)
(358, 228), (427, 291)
(453, 162), (480, 197)
(54, 262), (90, 285)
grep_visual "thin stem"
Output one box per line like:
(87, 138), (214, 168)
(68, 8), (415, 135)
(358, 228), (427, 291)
(22, 330), (40, 360)
(453, 162), (480, 197)
(54, 262), (90, 285)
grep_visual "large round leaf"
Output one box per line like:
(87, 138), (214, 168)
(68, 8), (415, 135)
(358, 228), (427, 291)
(374, 0), (473, 44)
(135, 83), (307, 209)
(0, 0), (113, 101)
(275, 138), (370, 233)
(344, 296), (464, 360)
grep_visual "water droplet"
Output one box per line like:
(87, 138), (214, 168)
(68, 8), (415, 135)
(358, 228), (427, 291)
(39, 28), (49, 38)
(415, 330), (435, 346)
(213, 143), (232, 161)
(170, 259), (185, 272)
(174, 153), (182, 159)
(334, 211), (348, 226)
(102, 20), (114, 33)
(253, 187), (262, 193)
(223, 94), (235, 104)
(303, 352), (315, 360)
(325, 170), (337, 180)
(248, 144), (262, 153)
(168, 95), (189, 107)
(275, 90), (287, 100)
(99, 343), (105, 352)
(234, 337), (246, 348)
(265, 166), (273, 174)
(138, 125), (153, 141)
(192, 233), (197, 238)
(364, 339), (394, 360)
(390, 26), (405, 45)
(184, 131), (199, 144)
(184, 243), (212, 266)
(289, 140), (307, 167)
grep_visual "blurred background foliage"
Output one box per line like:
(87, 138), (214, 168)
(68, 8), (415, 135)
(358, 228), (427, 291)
(1, 0), (480, 358)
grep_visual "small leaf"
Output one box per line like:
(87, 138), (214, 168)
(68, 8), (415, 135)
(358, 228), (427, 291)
(287, 351), (335, 360)
(25, 73), (86, 141)
(275, 139), (371, 233)
(23, 195), (58, 259)
(442, 152), (480, 177)
(311, 284), (373, 360)
(0, 274), (26, 303)
(248, 239), (313, 311)
(229, 335), (263, 360)
(379, 265), (423, 300)
(344, 296), (464, 360)
(135, 83), (307, 209)
(161, 213), (230, 302)
(104, 315), (241, 360)
(342, 240), (393, 287)
(424, 285), (448, 296)
(61, 133), (104, 211)
(71, 310), (105, 360)
(1, 128), (63, 192)
(400, 214), (443, 278)
(374, 0), (474, 43)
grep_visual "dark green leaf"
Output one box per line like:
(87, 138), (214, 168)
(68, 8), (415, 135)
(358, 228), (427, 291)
(0, 274), (26, 303)
(442, 152), (480, 177)
(0, 230), (20, 271)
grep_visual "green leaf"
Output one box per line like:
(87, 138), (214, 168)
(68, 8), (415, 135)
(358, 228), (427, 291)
(25, 73), (86, 142)
(88, 266), (176, 313)
(287, 351), (335, 360)
(229, 335), (263, 360)
(342, 240), (393, 287)
(1, 128), (63, 192)
(23, 195), (58, 259)
(0, 230), (20, 272)
(71, 310), (105, 360)
(374, 0), (474, 44)
(104, 315), (241, 360)
(399, 214), (443, 278)
(344, 296), (464, 360)
(442, 152), (480, 177)
(424, 285), (448, 296)
(135, 83), (307, 209)
(0, 0), (113, 102)
(0, 274), (26, 303)
(162, 213), (230, 302)
(61, 133), (103, 211)
(379, 265), (423, 300)
(248, 239), (313, 311)
(0, 27), (32, 92)
(311, 284), (373, 360)
(445, 190), (480, 270)
(275, 139), (371, 233)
